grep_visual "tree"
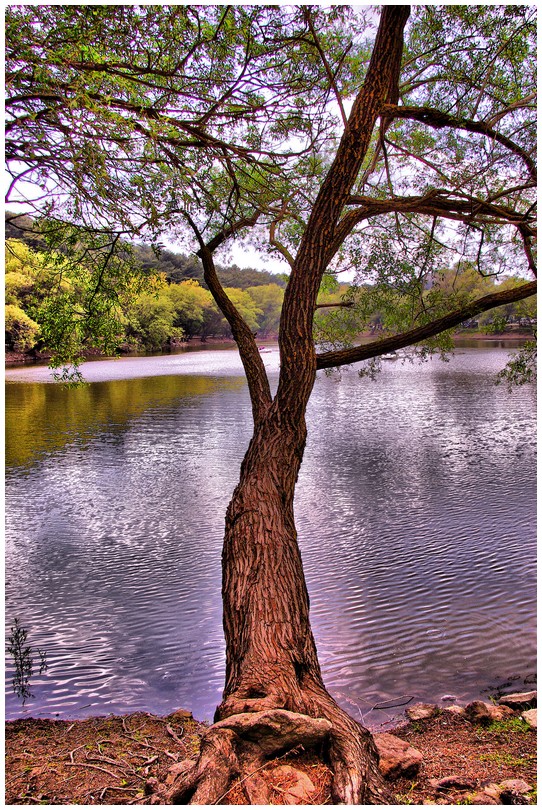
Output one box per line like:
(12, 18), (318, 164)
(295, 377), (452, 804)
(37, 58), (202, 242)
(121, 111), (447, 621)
(167, 279), (214, 339)
(5, 304), (40, 353)
(125, 288), (184, 351)
(246, 284), (285, 336)
(6, 5), (536, 803)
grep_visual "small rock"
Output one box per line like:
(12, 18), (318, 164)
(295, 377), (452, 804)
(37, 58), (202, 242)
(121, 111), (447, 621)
(430, 775), (477, 792)
(443, 705), (465, 716)
(441, 694), (457, 702)
(498, 691), (537, 710)
(499, 779), (533, 795)
(172, 708), (193, 719)
(406, 703), (438, 721)
(373, 732), (423, 779)
(267, 765), (315, 805)
(465, 700), (514, 725)
(521, 708), (537, 729)
(469, 791), (499, 805)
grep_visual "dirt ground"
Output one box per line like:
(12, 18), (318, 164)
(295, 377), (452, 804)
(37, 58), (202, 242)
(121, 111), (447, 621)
(5, 708), (536, 805)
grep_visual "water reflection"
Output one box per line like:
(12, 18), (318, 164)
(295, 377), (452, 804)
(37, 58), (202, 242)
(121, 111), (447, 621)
(6, 375), (246, 468)
(5, 348), (536, 724)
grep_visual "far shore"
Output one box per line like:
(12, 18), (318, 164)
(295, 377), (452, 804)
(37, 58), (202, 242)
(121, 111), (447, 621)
(4, 330), (535, 368)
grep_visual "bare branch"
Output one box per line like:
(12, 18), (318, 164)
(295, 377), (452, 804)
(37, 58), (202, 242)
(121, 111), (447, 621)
(315, 301), (354, 309)
(303, 8), (348, 128)
(269, 220), (295, 269)
(324, 189), (536, 268)
(184, 212), (272, 423)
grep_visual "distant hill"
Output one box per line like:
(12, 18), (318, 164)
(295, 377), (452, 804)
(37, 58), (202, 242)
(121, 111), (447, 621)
(5, 211), (45, 251)
(5, 211), (287, 290)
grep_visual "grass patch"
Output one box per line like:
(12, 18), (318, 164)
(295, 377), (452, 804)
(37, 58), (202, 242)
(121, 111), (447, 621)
(480, 751), (535, 767)
(487, 717), (531, 734)
(394, 781), (419, 805)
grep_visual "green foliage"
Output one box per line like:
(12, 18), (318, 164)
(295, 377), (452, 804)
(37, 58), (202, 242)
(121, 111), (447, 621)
(479, 751), (535, 767)
(6, 239), (43, 278)
(5, 304), (40, 352)
(4, 236), (283, 356)
(167, 280), (214, 338)
(125, 288), (184, 351)
(497, 341), (537, 388)
(245, 284), (284, 336)
(5, 271), (35, 306)
(485, 716), (531, 734)
(6, 5), (356, 241)
(481, 315), (508, 335)
(221, 288), (263, 334)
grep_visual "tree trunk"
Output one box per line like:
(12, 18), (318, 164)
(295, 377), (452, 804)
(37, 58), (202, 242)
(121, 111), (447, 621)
(161, 8), (411, 804)
(218, 406), (320, 720)
(165, 404), (390, 805)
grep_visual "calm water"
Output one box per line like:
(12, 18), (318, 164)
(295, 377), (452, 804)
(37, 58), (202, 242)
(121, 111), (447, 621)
(5, 346), (536, 726)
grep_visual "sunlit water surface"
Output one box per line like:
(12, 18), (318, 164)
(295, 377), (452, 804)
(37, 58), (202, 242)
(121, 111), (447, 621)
(5, 346), (536, 725)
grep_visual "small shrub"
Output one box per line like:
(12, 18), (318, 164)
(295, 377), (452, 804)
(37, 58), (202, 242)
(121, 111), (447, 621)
(6, 618), (47, 704)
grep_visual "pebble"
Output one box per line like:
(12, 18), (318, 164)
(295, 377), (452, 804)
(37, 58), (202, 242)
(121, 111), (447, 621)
(521, 708), (537, 728)
(406, 703), (438, 721)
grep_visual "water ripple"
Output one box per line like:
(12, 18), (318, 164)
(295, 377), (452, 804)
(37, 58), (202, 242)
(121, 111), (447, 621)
(5, 347), (536, 721)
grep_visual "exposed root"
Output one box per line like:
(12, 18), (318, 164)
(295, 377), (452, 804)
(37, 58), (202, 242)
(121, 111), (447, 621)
(141, 707), (390, 805)
(327, 718), (390, 804)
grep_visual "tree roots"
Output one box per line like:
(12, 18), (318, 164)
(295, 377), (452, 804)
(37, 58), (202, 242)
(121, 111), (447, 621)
(144, 708), (390, 805)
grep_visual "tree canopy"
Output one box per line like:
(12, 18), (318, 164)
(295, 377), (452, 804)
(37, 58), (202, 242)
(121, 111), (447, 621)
(5, 5), (537, 804)
(6, 5), (536, 375)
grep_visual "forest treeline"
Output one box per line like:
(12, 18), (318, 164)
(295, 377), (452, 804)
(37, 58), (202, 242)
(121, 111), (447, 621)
(5, 213), (288, 354)
(5, 213), (536, 358)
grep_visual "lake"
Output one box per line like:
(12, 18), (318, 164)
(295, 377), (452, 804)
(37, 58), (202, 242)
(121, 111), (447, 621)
(5, 344), (536, 726)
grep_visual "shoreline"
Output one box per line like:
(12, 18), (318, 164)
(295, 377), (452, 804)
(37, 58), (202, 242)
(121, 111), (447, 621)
(6, 697), (536, 805)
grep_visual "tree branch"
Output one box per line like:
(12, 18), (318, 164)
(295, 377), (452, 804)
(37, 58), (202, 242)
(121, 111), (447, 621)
(303, 8), (348, 128)
(316, 281), (537, 370)
(324, 189), (536, 270)
(315, 301), (354, 309)
(381, 104), (536, 183)
(269, 220), (295, 269)
(184, 213), (272, 423)
(278, 6), (410, 400)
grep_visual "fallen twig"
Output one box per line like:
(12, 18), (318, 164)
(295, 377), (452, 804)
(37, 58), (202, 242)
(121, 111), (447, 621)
(121, 732), (154, 749)
(100, 785), (140, 799)
(64, 761), (121, 779)
(165, 723), (184, 746)
(66, 744), (87, 764)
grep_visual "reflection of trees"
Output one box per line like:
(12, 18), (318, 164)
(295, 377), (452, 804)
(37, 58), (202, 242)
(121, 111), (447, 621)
(6, 375), (244, 468)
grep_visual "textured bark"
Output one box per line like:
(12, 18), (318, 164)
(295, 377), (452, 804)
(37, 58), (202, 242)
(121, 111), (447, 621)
(162, 405), (390, 805)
